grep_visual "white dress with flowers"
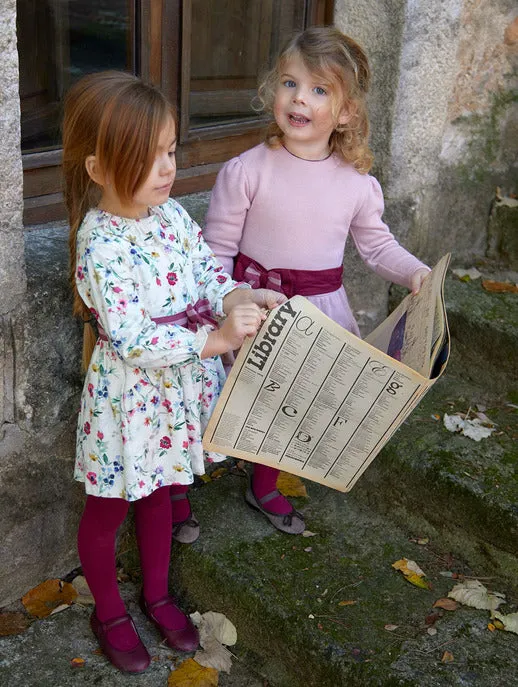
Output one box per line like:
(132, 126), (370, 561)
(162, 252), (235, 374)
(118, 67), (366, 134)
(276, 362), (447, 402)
(74, 199), (238, 501)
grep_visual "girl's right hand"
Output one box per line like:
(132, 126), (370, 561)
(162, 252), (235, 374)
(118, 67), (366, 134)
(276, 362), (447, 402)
(219, 303), (265, 350)
(201, 303), (264, 358)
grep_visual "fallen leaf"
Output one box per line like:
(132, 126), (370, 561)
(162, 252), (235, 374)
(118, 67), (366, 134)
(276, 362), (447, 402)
(384, 624), (398, 631)
(392, 558), (425, 576)
(190, 611), (237, 647)
(168, 658), (218, 686)
(277, 472), (307, 498)
(0, 612), (30, 636)
(417, 538), (429, 545)
(392, 558), (432, 590)
(338, 600), (357, 607)
(302, 530), (317, 538)
(188, 611), (237, 673)
(433, 598), (458, 611)
(194, 640), (232, 673)
(481, 280), (518, 293)
(70, 657), (85, 668)
(304, 547), (312, 553)
(210, 468), (227, 480)
(488, 622), (496, 632)
(22, 580), (78, 618)
(493, 611), (518, 635)
(425, 612), (442, 626)
(199, 474), (212, 484)
(452, 267), (482, 281)
(71, 575), (95, 605)
(443, 413), (495, 441)
(448, 580), (506, 611)
(441, 650), (454, 663)
(427, 627), (437, 636)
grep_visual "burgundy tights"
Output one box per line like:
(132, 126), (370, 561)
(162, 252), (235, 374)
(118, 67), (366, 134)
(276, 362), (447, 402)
(252, 464), (292, 514)
(78, 485), (186, 650)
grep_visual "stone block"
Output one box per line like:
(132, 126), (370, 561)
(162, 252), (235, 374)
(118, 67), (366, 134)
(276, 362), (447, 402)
(487, 195), (518, 268)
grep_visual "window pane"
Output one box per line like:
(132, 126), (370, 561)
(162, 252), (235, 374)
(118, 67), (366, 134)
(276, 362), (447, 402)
(17, 0), (134, 153)
(189, 0), (307, 130)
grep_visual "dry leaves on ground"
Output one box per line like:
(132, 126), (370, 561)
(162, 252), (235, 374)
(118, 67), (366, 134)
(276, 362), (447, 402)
(433, 598), (459, 611)
(447, 579), (506, 611)
(493, 611), (518, 635)
(481, 280), (518, 293)
(190, 611), (237, 674)
(21, 579), (78, 618)
(168, 658), (219, 686)
(0, 612), (30, 636)
(452, 268), (482, 281)
(392, 558), (432, 590)
(443, 413), (495, 441)
(71, 575), (95, 605)
(277, 472), (307, 498)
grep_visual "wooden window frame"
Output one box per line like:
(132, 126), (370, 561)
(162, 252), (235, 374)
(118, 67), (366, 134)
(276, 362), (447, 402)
(22, 0), (333, 225)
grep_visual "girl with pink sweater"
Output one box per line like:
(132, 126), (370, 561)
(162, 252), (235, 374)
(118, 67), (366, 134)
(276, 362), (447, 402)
(204, 26), (430, 535)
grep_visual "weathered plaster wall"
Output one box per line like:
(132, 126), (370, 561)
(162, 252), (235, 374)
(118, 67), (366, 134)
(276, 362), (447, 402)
(0, 3), (83, 605)
(385, 0), (518, 263)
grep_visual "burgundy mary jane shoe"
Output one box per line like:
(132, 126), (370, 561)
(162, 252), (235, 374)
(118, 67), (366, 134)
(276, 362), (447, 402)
(139, 594), (199, 652)
(90, 610), (150, 673)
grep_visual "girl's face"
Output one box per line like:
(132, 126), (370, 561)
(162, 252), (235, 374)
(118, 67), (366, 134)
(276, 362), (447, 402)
(100, 116), (177, 219)
(273, 54), (349, 160)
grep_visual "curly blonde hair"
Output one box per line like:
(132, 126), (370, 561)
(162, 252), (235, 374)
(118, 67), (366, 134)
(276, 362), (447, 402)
(258, 26), (373, 173)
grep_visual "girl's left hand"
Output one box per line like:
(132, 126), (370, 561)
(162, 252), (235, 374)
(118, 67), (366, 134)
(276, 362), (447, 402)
(410, 268), (430, 295)
(249, 288), (287, 310)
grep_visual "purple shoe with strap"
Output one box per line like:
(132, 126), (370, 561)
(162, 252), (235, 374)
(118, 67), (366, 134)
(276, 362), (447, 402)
(245, 485), (306, 534)
(139, 593), (199, 652)
(90, 610), (150, 673)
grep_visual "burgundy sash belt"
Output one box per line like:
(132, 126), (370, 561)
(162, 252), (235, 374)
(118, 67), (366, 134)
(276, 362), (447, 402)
(233, 252), (343, 299)
(96, 298), (218, 341)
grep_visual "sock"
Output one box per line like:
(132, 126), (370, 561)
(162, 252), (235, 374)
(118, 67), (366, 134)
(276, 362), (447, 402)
(136, 486), (186, 630)
(78, 495), (139, 651)
(252, 464), (292, 515)
(170, 483), (191, 524)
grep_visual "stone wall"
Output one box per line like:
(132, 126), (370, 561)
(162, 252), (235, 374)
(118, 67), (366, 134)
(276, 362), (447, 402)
(0, 0), (516, 605)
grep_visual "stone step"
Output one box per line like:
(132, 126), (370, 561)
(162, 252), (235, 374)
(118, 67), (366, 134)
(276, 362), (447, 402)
(173, 470), (518, 687)
(362, 274), (518, 586)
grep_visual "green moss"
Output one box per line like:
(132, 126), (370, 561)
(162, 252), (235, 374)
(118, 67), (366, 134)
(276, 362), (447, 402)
(457, 86), (518, 187)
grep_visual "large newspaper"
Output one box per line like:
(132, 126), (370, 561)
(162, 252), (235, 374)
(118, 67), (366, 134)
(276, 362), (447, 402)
(203, 254), (451, 492)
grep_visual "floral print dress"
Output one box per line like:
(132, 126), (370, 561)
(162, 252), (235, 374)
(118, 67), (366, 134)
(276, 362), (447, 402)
(74, 199), (239, 501)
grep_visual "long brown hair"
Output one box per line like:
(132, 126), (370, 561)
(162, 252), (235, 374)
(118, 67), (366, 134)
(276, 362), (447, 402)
(62, 71), (176, 370)
(258, 26), (373, 173)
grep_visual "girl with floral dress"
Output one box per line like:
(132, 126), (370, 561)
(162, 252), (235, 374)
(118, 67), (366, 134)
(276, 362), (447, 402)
(63, 70), (285, 673)
(204, 26), (430, 535)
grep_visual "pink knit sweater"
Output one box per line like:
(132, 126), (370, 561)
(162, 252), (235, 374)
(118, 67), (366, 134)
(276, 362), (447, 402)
(204, 143), (428, 335)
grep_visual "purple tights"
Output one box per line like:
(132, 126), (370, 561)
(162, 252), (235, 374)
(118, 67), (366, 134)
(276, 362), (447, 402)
(77, 485), (185, 650)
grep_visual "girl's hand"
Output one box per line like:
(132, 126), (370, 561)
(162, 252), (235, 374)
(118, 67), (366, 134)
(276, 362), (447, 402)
(410, 268), (430, 295)
(201, 303), (265, 358)
(223, 287), (287, 314)
(248, 288), (287, 310)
